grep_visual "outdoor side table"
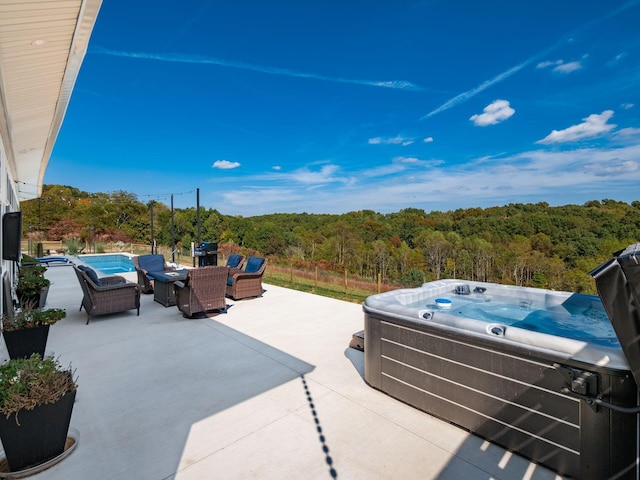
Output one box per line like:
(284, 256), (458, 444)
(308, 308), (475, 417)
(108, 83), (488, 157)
(148, 270), (189, 307)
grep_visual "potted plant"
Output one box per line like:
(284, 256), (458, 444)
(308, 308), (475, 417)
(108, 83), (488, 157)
(16, 264), (51, 309)
(0, 354), (77, 472)
(2, 307), (66, 359)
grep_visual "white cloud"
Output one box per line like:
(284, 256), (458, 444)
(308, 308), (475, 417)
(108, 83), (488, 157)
(368, 135), (414, 146)
(423, 137), (434, 143)
(537, 60), (563, 69)
(212, 160), (241, 169)
(537, 59), (582, 73)
(584, 159), (639, 176)
(209, 144), (640, 215)
(392, 156), (444, 167)
(613, 127), (640, 142)
(360, 163), (408, 178)
(608, 52), (628, 66)
(470, 100), (515, 126)
(621, 102), (634, 109)
(537, 110), (616, 144)
(616, 127), (640, 136)
(220, 187), (305, 208)
(290, 164), (342, 185)
(553, 61), (582, 73)
(360, 156), (444, 178)
(272, 165), (282, 171)
(394, 156), (420, 164)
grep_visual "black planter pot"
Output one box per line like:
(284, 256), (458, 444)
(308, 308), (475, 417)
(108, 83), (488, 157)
(0, 389), (76, 472)
(18, 285), (50, 310)
(2, 325), (50, 359)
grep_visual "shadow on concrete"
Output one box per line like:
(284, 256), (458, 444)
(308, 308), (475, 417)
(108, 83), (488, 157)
(8, 265), (317, 479)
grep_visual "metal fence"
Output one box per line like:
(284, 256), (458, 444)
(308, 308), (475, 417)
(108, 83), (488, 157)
(21, 240), (403, 298)
(266, 264), (402, 297)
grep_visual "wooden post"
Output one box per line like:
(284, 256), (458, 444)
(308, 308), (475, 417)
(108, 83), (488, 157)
(377, 273), (381, 293)
(344, 269), (348, 294)
(290, 264), (293, 283)
(315, 267), (318, 288)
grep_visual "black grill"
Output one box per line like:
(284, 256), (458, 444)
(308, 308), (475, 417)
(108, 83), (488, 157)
(194, 242), (218, 266)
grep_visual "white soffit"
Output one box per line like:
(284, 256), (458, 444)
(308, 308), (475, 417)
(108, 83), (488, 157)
(0, 0), (102, 200)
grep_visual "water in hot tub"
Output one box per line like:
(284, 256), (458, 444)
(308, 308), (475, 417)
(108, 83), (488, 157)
(414, 292), (619, 346)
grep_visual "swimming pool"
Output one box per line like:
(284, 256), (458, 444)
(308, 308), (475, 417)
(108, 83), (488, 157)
(79, 254), (135, 274)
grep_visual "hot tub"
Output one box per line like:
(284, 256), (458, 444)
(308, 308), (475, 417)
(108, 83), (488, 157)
(364, 278), (639, 479)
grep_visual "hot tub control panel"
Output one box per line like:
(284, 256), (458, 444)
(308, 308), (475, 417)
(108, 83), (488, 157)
(554, 363), (600, 410)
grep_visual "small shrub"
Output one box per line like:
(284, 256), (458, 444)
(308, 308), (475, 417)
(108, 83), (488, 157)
(3, 307), (66, 332)
(64, 239), (82, 255)
(402, 268), (426, 288)
(16, 269), (50, 299)
(0, 355), (77, 419)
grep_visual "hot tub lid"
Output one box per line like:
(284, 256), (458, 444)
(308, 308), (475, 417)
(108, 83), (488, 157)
(591, 242), (640, 386)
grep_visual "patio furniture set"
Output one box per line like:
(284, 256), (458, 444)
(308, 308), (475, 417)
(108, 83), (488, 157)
(72, 254), (266, 323)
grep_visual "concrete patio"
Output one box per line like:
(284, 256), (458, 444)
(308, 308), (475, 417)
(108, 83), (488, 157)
(3, 263), (564, 479)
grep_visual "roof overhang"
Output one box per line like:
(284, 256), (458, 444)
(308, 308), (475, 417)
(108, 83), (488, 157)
(0, 0), (102, 201)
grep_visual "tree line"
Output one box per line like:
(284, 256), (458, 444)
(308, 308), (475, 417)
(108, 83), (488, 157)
(20, 185), (640, 294)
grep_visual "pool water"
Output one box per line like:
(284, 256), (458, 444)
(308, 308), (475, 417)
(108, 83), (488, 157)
(79, 254), (135, 274)
(415, 292), (618, 346)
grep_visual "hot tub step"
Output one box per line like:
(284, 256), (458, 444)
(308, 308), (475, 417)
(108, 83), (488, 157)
(349, 330), (364, 351)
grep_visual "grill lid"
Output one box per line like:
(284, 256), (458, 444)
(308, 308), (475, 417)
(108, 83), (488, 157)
(194, 242), (218, 254)
(590, 242), (640, 386)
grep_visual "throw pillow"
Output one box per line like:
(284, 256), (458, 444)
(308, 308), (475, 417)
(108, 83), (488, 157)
(244, 257), (264, 274)
(79, 265), (101, 286)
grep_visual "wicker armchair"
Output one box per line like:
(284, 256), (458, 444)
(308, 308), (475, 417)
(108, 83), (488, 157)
(73, 265), (141, 324)
(134, 254), (176, 294)
(174, 266), (230, 318)
(226, 256), (267, 300)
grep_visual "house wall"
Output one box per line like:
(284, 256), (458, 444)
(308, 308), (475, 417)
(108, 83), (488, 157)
(1, 133), (21, 319)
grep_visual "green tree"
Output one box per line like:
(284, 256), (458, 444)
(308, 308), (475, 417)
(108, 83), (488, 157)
(414, 230), (450, 280)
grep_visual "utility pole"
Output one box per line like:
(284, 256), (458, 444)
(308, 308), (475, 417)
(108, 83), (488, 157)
(170, 194), (175, 263)
(150, 202), (155, 254)
(196, 188), (201, 245)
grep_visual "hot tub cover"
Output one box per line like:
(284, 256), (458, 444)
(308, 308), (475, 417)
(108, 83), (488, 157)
(591, 242), (640, 386)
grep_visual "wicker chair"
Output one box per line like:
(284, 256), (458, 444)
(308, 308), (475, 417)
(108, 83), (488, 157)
(133, 254), (176, 294)
(73, 265), (141, 324)
(174, 266), (230, 318)
(226, 257), (267, 300)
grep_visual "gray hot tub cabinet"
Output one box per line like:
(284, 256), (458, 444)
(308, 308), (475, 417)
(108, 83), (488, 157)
(364, 278), (640, 479)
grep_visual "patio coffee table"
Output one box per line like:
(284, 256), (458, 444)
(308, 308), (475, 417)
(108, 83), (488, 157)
(148, 270), (188, 307)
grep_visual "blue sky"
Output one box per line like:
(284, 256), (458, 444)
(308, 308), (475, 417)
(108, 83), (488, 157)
(46, 1), (640, 215)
